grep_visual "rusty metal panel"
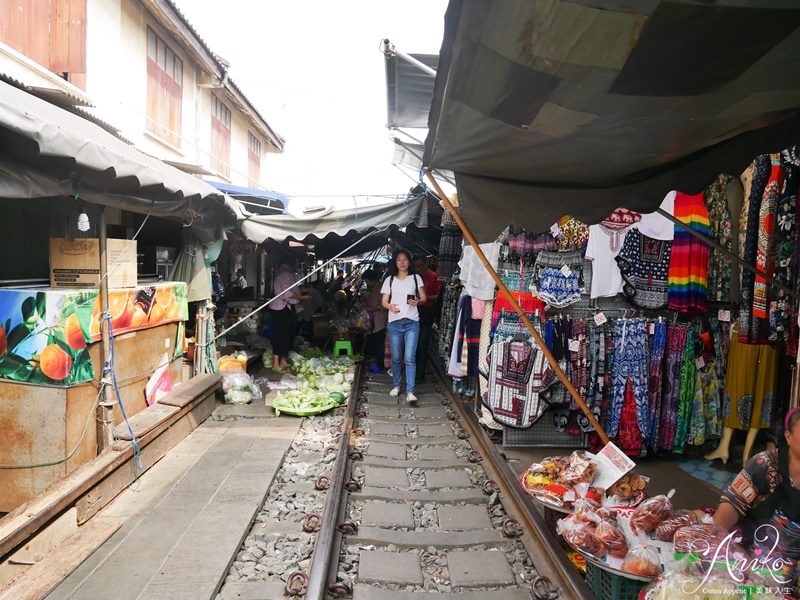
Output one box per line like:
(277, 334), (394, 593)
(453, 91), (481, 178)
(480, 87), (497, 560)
(0, 322), (185, 512)
(86, 322), (184, 427)
(0, 382), (68, 511)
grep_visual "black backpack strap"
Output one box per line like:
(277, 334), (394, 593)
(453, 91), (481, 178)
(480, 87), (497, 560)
(388, 275), (394, 304)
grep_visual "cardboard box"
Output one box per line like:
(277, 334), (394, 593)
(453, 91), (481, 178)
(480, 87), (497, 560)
(50, 238), (138, 288)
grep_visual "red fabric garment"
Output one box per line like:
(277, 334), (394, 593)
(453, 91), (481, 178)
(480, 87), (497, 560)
(420, 270), (441, 309)
(601, 208), (642, 228)
(753, 163), (784, 319)
(616, 378), (643, 457)
(491, 291), (545, 333)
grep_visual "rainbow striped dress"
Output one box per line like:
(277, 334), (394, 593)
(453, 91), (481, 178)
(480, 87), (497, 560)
(667, 191), (710, 313)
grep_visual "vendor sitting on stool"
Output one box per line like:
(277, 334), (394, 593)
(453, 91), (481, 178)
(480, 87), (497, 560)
(713, 406), (800, 586)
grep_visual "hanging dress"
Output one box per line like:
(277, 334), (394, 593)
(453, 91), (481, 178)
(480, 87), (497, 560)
(752, 158), (784, 321)
(739, 155), (772, 343)
(667, 192), (710, 313)
(659, 323), (688, 452)
(722, 329), (779, 431)
(768, 155), (797, 344)
(704, 173), (736, 303)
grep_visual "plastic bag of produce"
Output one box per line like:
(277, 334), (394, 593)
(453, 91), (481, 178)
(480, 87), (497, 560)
(222, 371), (262, 405)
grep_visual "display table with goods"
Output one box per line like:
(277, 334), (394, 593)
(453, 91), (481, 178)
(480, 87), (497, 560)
(519, 446), (797, 599)
(0, 283), (189, 510)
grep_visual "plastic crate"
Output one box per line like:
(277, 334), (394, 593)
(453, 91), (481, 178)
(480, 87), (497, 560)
(584, 561), (647, 600)
(502, 416), (588, 448)
(541, 505), (573, 552)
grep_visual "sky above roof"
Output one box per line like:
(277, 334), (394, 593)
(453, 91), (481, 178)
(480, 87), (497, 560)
(172, 0), (448, 198)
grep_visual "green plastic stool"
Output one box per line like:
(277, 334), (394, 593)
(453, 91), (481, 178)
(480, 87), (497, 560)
(333, 340), (353, 356)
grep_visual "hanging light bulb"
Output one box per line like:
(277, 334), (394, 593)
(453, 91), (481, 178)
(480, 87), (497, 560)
(77, 208), (90, 232)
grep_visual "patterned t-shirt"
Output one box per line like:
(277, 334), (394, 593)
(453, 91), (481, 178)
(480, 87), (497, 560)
(615, 227), (672, 309)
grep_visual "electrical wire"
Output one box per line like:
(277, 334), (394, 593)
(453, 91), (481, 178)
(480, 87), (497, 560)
(208, 233), (380, 344)
(105, 314), (144, 478)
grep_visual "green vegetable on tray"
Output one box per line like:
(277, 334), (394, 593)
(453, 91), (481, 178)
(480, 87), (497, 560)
(271, 389), (339, 416)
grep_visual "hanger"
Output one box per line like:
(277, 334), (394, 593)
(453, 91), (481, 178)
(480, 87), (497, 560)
(511, 320), (528, 342)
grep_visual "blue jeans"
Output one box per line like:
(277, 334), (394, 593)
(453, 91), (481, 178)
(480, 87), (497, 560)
(387, 318), (419, 393)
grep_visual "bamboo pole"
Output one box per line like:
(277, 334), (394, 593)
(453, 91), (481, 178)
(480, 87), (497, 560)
(425, 171), (610, 445)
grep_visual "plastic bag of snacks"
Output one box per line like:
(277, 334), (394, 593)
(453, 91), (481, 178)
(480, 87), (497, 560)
(672, 523), (730, 557)
(556, 517), (606, 559)
(620, 532), (661, 577)
(605, 471), (648, 505)
(592, 514), (629, 559)
(655, 509), (700, 542)
(630, 489), (674, 534)
(559, 450), (596, 486)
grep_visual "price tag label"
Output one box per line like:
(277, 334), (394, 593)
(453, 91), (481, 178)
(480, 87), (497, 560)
(560, 264), (573, 277)
(550, 223), (561, 237)
(568, 339), (580, 353)
(597, 376), (604, 390)
(648, 322), (655, 335)
(696, 356), (705, 369)
(718, 309), (731, 322)
(594, 312), (607, 325)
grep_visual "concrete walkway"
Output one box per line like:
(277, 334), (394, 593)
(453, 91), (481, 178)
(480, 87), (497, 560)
(46, 402), (299, 600)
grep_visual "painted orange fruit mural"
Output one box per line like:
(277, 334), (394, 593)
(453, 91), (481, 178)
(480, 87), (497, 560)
(64, 312), (87, 350)
(40, 344), (72, 380)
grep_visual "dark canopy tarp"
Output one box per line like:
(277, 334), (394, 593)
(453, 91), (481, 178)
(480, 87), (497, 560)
(424, 0), (800, 242)
(385, 52), (439, 129)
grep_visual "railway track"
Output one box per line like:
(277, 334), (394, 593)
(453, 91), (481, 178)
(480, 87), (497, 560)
(221, 362), (593, 599)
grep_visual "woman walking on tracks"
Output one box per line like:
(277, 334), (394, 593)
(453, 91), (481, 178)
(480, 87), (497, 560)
(381, 249), (426, 404)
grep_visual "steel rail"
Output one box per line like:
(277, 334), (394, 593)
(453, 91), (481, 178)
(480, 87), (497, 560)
(432, 363), (594, 600)
(302, 361), (363, 599)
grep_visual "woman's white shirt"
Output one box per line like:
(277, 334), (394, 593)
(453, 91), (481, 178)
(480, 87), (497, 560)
(381, 275), (424, 323)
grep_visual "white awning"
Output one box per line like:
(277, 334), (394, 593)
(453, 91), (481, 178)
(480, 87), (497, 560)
(0, 80), (224, 204)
